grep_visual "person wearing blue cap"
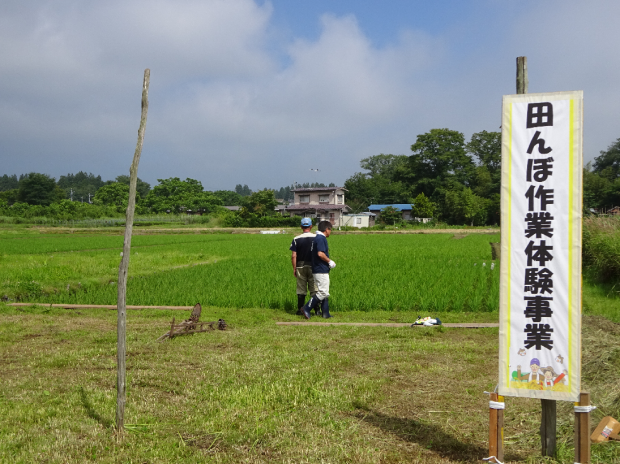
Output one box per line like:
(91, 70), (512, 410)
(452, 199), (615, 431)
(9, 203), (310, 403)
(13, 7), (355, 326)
(290, 217), (316, 315)
(300, 220), (335, 319)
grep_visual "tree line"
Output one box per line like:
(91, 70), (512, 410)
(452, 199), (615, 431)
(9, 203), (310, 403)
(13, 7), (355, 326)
(0, 173), (301, 226)
(2, 133), (617, 225)
(344, 129), (620, 225)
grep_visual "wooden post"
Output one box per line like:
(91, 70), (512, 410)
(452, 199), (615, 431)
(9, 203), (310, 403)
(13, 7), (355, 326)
(488, 393), (504, 462)
(574, 392), (591, 464)
(116, 69), (150, 433)
(516, 56), (528, 94)
(541, 398), (556, 457)
(489, 393), (498, 459)
(517, 56), (558, 458)
(497, 395), (504, 462)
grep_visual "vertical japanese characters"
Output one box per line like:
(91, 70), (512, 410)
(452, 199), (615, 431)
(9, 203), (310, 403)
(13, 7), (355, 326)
(523, 102), (556, 351)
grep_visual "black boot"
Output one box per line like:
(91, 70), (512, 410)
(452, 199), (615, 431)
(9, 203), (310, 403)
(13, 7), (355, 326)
(321, 298), (333, 318)
(296, 294), (305, 315)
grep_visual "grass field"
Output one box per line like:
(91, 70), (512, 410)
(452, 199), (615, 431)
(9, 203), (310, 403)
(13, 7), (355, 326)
(1, 305), (619, 463)
(1, 227), (619, 463)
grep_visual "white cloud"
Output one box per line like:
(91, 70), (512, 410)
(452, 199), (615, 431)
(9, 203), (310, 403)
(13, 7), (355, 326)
(0, 0), (618, 189)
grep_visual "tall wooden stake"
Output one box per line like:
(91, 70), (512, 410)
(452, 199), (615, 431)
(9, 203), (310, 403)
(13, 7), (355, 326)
(488, 393), (504, 462)
(116, 69), (150, 433)
(516, 56), (528, 94)
(574, 392), (591, 464)
(516, 56), (558, 458)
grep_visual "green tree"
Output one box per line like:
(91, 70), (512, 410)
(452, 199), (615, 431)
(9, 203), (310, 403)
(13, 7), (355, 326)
(235, 184), (252, 196)
(583, 165), (611, 210)
(593, 138), (620, 180)
(379, 206), (402, 225)
(360, 154), (408, 178)
(93, 182), (132, 212)
(466, 131), (502, 198)
(403, 129), (475, 198)
(466, 131), (501, 173)
(0, 174), (19, 192)
(145, 178), (221, 214)
(57, 171), (106, 201)
(243, 189), (278, 216)
(17, 173), (62, 206)
(344, 154), (411, 209)
(113, 175), (151, 199)
(444, 188), (489, 226)
(0, 189), (19, 205)
(411, 193), (435, 218)
(214, 190), (244, 206)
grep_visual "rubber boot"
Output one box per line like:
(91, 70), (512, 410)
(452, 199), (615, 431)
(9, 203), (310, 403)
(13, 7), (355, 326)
(301, 296), (320, 319)
(312, 294), (321, 316)
(296, 294), (305, 315)
(321, 298), (333, 318)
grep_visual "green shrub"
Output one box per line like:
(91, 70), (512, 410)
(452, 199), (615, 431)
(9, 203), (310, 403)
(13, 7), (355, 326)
(583, 216), (620, 281)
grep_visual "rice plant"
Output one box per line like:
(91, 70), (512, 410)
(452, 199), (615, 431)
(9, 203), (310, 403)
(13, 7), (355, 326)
(4, 232), (501, 312)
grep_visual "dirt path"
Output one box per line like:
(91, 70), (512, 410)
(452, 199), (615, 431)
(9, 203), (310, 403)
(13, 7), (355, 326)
(27, 226), (500, 235)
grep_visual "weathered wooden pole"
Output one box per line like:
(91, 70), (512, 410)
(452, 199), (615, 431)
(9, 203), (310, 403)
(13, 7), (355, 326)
(116, 69), (150, 433)
(516, 56), (528, 94)
(516, 56), (558, 458)
(540, 397), (557, 457)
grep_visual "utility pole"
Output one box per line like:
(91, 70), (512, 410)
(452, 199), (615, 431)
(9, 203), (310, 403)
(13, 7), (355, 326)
(70, 188), (73, 201)
(88, 193), (91, 203)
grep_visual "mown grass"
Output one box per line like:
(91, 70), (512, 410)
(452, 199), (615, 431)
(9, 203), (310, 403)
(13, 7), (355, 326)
(0, 304), (618, 463)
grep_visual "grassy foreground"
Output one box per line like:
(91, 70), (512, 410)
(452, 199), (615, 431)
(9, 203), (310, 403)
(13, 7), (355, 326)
(1, 305), (619, 464)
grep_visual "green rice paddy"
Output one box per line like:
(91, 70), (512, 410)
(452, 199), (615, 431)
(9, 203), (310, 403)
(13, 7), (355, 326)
(1, 232), (500, 312)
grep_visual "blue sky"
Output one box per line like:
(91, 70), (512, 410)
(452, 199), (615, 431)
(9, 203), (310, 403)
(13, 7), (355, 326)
(0, 0), (618, 191)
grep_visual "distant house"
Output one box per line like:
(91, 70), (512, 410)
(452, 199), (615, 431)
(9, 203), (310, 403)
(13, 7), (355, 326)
(222, 206), (241, 212)
(368, 204), (414, 221)
(285, 187), (351, 226)
(342, 212), (376, 228)
(609, 206), (620, 216)
(274, 204), (288, 216)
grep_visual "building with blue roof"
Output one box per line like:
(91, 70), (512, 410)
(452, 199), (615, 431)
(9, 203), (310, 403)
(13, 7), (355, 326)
(368, 204), (414, 221)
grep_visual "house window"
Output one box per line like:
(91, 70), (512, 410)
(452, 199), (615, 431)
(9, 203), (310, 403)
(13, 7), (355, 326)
(319, 194), (329, 203)
(299, 195), (309, 204)
(337, 194), (344, 204)
(356, 218), (362, 224)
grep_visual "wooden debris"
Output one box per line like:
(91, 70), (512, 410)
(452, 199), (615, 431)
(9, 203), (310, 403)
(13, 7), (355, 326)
(157, 303), (227, 341)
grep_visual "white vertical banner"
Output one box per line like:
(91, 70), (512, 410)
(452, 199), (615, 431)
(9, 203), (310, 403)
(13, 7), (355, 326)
(498, 91), (583, 401)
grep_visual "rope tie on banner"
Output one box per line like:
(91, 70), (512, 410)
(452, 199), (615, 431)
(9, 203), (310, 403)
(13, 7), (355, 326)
(574, 405), (596, 413)
(489, 401), (505, 410)
(482, 456), (504, 464)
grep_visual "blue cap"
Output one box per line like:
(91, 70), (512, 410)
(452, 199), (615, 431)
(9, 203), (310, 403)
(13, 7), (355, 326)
(301, 217), (312, 227)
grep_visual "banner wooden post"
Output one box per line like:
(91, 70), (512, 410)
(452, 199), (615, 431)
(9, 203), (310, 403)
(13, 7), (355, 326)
(489, 393), (498, 459)
(574, 392), (591, 464)
(541, 399), (557, 456)
(516, 56), (559, 459)
(488, 393), (504, 462)
(497, 395), (504, 462)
